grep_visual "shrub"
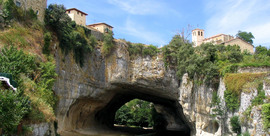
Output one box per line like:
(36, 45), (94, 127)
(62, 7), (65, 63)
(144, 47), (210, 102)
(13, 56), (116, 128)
(142, 44), (159, 57)
(262, 103), (270, 129)
(224, 89), (240, 111)
(36, 61), (57, 107)
(43, 32), (52, 55)
(127, 42), (159, 59)
(251, 90), (265, 106)
(230, 116), (241, 134)
(242, 131), (250, 136)
(0, 89), (30, 135)
(102, 30), (114, 56)
(211, 91), (224, 117)
(0, 46), (36, 80)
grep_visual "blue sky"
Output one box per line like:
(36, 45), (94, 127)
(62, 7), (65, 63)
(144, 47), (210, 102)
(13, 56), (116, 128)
(47, 0), (270, 47)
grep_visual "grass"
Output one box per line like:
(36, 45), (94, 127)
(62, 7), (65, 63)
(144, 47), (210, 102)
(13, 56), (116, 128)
(0, 23), (45, 59)
(0, 26), (29, 47)
(21, 76), (55, 123)
(224, 73), (266, 95)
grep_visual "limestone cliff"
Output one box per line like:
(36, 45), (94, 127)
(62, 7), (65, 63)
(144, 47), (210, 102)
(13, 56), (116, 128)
(53, 40), (269, 136)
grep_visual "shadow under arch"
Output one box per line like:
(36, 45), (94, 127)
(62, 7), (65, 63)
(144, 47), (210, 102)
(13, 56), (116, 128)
(95, 89), (193, 135)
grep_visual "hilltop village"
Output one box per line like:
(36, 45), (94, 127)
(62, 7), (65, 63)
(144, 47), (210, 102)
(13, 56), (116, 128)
(12, 0), (255, 52)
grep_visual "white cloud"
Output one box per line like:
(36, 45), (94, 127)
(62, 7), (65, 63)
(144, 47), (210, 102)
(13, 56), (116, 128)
(108, 0), (164, 15)
(118, 18), (166, 46)
(204, 0), (270, 46)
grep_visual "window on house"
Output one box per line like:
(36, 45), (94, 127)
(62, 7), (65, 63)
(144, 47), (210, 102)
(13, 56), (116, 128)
(198, 31), (200, 36)
(16, 1), (21, 7)
(105, 28), (109, 33)
(68, 11), (70, 13)
(201, 32), (203, 36)
(77, 11), (79, 14)
(81, 13), (83, 16)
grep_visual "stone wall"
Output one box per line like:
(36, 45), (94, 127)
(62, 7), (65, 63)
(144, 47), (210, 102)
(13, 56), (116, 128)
(66, 9), (87, 26)
(224, 38), (254, 53)
(29, 123), (56, 136)
(13, 0), (47, 22)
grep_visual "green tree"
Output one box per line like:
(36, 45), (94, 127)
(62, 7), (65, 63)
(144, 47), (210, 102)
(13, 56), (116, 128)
(45, 4), (95, 66)
(115, 99), (154, 127)
(45, 4), (74, 54)
(36, 61), (57, 107)
(255, 45), (268, 55)
(236, 31), (255, 44)
(230, 116), (241, 134)
(0, 89), (30, 134)
(224, 90), (240, 111)
(43, 32), (52, 55)
(0, 46), (36, 80)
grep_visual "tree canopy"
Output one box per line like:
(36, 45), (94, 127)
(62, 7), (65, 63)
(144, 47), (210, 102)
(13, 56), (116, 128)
(115, 99), (155, 127)
(236, 31), (255, 44)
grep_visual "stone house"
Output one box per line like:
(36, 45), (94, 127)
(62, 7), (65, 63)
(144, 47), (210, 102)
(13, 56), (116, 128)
(65, 8), (113, 33)
(87, 23), (113, 33)
(223, 38), (254, 53)
(13, 0), (47, 22)
(192, 28), (254, 53)
(66, 8), (88, 26)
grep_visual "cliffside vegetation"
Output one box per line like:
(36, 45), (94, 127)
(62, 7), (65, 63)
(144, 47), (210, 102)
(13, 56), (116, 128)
(0, 46), (57, 134)
(119, 39), (159, 59)
(162, 35), (243, 84)
(45, 4), (97, 66)
(164, 34), (270, 130)
(262, 103), (270, 129)
(163, 34), (270, 82)
(102, 30), (114, 56)
(0, 1), (57, 135)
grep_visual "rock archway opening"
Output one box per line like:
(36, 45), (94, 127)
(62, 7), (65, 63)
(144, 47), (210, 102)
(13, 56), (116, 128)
(61, 87), (194, 135)
(95, 90), (193, 135)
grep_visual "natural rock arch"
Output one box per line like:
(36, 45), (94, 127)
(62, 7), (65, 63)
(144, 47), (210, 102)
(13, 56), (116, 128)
(61, 87), (193, 135)
(54, 41), (195, 135)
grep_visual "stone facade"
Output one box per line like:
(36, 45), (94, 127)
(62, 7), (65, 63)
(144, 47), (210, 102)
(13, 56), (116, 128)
(14, 0), (47, 22)
(224, 38), (254, 53)
(88, 23), (113, 33)
(66, 8), (87, 26)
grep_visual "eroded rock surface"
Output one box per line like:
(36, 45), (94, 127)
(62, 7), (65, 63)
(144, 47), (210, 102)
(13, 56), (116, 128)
(54, 40), (269, 136)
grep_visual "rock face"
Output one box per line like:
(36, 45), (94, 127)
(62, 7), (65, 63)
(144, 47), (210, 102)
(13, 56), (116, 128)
(54, 40), (269, 136)
(29, 123), (55, 136)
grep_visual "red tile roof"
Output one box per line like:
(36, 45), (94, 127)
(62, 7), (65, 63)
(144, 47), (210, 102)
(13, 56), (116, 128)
(223, 37), (254, 47)
(88, 23), (113, 28)
(192, 28), (204, 31)
(66, 8), (88, 15)
(203, 34), (225, 41)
